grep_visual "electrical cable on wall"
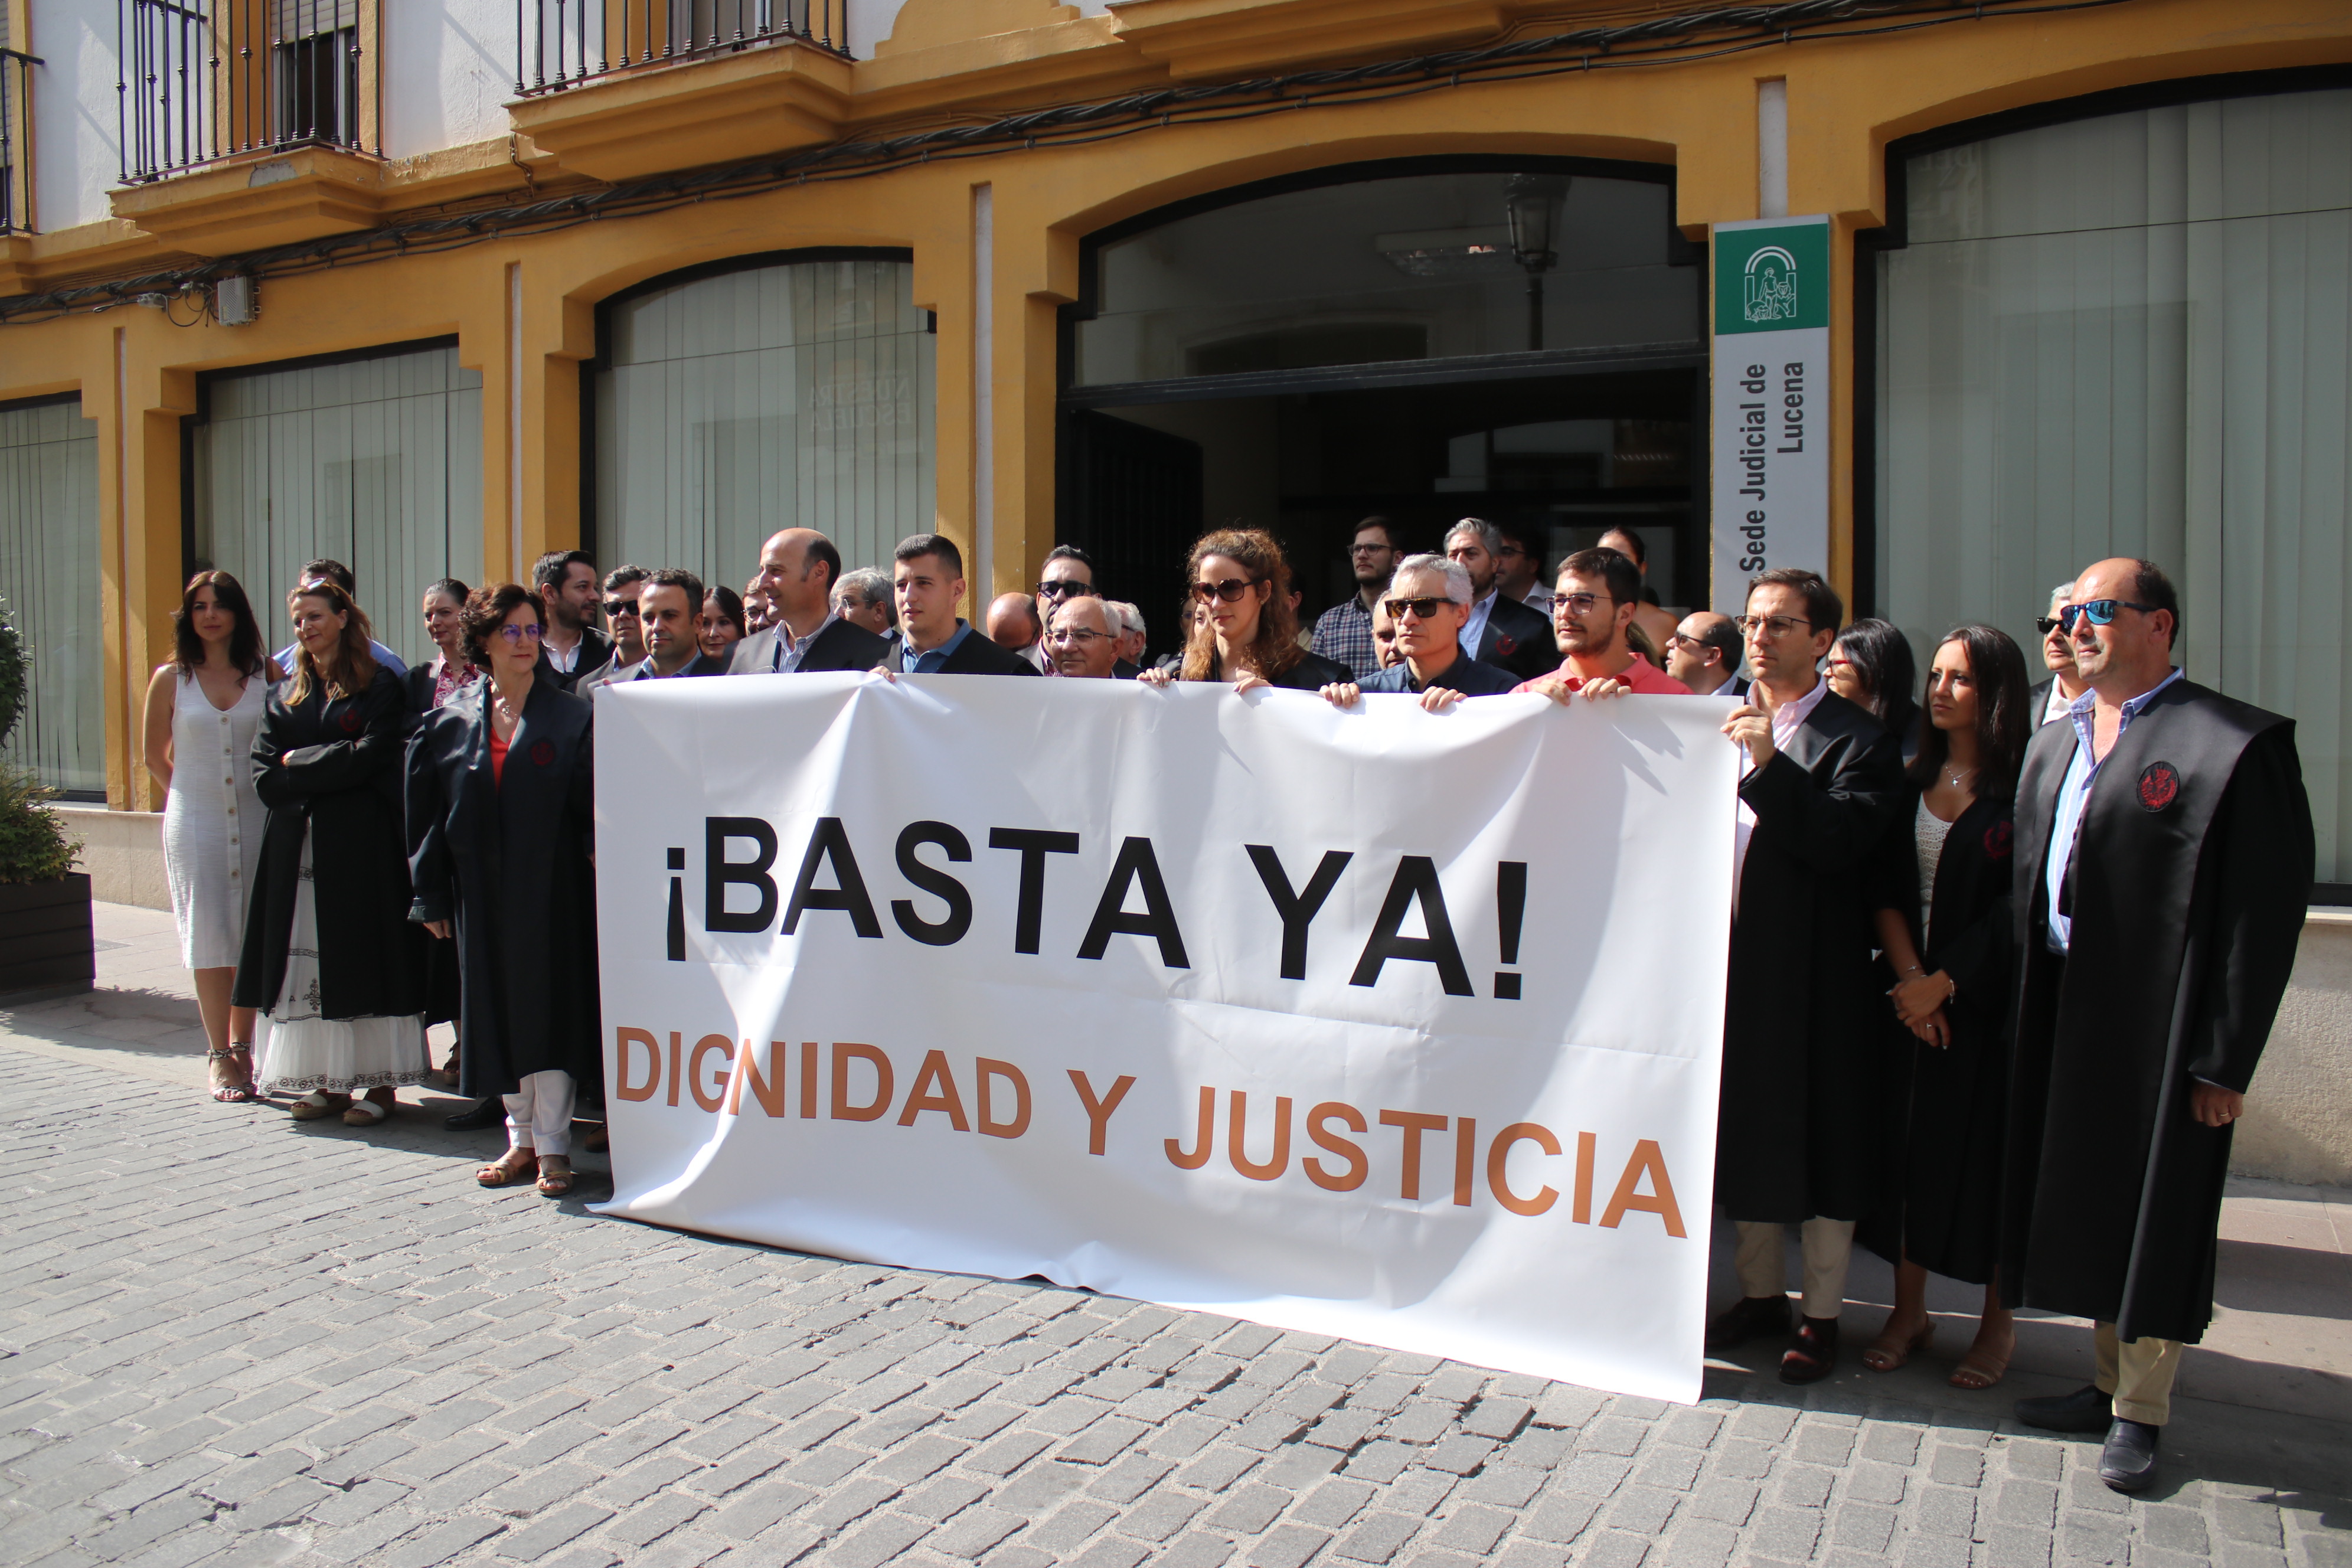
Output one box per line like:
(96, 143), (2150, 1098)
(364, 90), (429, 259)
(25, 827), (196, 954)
(0, 0), (2136, 325)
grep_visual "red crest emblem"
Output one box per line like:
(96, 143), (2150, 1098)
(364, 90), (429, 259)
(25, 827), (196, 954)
(1982, 820), (2013, 859)
(2138, 761), (2180, 812)
(530, 739), (556, 767)
(338, 709), (361, 733)
(1496, 635), (1518, 656)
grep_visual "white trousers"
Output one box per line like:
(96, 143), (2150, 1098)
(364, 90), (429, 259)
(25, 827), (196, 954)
(505, 1070), (576, 1158)
(1733, 1217), (1858, 1320)
(2095, 1322), (2183, 1426)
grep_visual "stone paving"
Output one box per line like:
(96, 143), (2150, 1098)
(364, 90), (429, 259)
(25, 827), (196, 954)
(2, 1041), (2347, 1568)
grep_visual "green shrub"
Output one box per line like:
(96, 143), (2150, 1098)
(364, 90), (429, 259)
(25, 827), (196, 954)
(0, 762), (79, 884)
(0, 595), (23, 750)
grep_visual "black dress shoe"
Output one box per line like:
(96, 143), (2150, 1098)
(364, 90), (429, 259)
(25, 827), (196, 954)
(1781, 1315), (1840, 1384)
(2014, 1384), (2113, 1434)
(443, 1096), (505, 1132)
(2098, 1419), (2160, 1492)
(1706, 1294), (1794, 1350)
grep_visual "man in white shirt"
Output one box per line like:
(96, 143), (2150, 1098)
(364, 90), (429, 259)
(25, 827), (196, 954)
(1442, 518), (1553, 682)
(530, 550), (609, 693)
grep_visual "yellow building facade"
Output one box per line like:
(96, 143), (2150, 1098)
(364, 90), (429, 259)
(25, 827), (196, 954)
(0, 0), (2347, 887)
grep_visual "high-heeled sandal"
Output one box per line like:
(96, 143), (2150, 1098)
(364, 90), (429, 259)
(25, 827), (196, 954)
(1950, 1339), (2013, 1389)
(1862, 1319), (1934, 1373)
(476, 1150), (539, 1187)
(206, 1045), (257, 1103)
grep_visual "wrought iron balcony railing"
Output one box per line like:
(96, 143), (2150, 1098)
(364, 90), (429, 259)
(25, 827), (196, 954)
(119, 0), (380, 182)
(514, 0), (848, 97)
(2, 48), (35, 232)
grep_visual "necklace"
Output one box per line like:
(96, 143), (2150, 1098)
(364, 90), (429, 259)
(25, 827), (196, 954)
(1944, 763), (1977, 790)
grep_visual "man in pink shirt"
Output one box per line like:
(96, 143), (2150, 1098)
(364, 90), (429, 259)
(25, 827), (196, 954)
(1515, 547), (1693, 702)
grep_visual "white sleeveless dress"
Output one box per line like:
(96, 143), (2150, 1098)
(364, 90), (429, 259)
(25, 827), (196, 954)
(162, 669), (267, 969)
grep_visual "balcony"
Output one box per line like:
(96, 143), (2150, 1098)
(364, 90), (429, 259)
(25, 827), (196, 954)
(118, 0), (381, 182)
(506, 0), (854, 181)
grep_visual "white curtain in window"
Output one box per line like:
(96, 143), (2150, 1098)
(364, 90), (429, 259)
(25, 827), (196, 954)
(595, 258), (937, 596)
(0, 399), (103, 795)
(193, 344), (485, 671)
(1877, 89), (2352, 881)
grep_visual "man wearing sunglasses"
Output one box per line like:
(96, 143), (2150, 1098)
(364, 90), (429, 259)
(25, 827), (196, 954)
(1515, 548), (1690, 701)
(1707, 567), (1904, 1387)
(2002, 558), (2311, 1492)
(573, 564), (649, 695)
(1317, 556), (1517, 711)
(2025, 580), (2086, 727)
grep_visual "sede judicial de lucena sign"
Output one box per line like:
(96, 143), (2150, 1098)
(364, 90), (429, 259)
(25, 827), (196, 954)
(1711, 215), (1832, 611)
(592, 672), (1739, 1403)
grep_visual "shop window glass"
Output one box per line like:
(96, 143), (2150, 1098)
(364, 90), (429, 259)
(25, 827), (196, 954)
(192, 344), (486, 671)
(594, 257), (936, 593)
(0, 399), (103, 795)
(1877, 87), (2352, 883)
(1075, 169), (1700, 388)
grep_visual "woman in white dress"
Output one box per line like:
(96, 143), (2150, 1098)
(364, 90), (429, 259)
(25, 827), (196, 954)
(231, 582), (430, 1125)
(141, 571), (280, 1103)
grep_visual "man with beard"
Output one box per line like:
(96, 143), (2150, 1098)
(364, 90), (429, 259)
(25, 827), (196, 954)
(574, 565), (649, 695)
(1317, 555), (1517, 710)
(2004, 558), (2310, 1491)
(2027, 580), (2086, 726)
(1517, 548), (1691, 700)
(1312, 517), (1402, 681)
(530, 550), (610, 692)
(1444, 518), (1555, 683)
(730, 528), (890, 675)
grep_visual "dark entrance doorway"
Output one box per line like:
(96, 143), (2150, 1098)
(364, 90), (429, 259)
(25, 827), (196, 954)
(1059, 159), (1705, 662)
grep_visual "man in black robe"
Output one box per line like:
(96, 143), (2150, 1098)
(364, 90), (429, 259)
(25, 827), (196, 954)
(880, 534), (1042, 678)
(2005, 557), (2311, 1492)
(1704, 569), (1903, 1383)
(1443, 519), (1556, 683)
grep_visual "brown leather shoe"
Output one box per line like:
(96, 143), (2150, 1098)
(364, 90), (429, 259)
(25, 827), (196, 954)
(1706, 1294), (1794, 1350)
(1781, 1315), (1841, 1384)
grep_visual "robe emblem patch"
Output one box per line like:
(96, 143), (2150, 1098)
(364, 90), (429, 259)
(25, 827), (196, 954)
(531, 740), (556, 767)
(338, 710), (361, 733)
(1983, 820), (2013, 859)
(2138, 761), (2181, 812)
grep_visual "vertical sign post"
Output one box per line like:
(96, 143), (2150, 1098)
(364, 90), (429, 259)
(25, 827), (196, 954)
(1709, 215), (1830, 611)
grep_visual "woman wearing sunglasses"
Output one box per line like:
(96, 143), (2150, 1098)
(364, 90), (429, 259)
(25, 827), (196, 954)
(1139, 528), (1351, 694)
(406, 583), (601, 1198)
(1855, 623), (2031, 1390)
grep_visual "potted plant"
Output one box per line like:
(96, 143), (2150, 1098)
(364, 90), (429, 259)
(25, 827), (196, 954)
(0, 596), (93, 1001)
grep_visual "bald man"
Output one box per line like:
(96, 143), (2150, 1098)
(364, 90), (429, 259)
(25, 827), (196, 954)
(1667, 610), (1746, 697)
(730, 528), (889, 674)
(987, 593), (1049, 672)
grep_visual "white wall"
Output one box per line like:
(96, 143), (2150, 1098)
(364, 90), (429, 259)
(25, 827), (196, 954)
(28, 0), (125, 231)
(845, 0), (1110, 59)
(384, 0), (515, 160)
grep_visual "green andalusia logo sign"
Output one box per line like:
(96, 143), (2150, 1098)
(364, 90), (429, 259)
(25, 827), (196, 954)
(1743, 246), (1799, 324)
(1714, 221), (1828, 335)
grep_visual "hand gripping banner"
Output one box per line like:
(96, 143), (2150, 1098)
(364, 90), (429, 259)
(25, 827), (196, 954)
(593, 674), (1736, 1403)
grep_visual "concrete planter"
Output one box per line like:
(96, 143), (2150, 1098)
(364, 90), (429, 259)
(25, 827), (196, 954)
(0, 872), (96, 1002)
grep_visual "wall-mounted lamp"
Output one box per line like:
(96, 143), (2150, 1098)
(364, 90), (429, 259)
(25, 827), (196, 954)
(1504, 174), (1569, 352)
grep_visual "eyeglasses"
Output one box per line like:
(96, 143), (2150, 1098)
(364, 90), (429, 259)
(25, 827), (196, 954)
(1552, 592), (1613, 618)
(1036, 580), (1096, 600)
(1048, 627), (1112, 645)
(495, 623), (545, 645)
(1735, 613), (1814, 639)
(2058, 599), (2160, 631)
(1666, 632), (1711, 653)
(605, 598), (641, 617)
(1381, 596), (1453, 620)
(1191, 577), (1257, 604)
(1349, 543), (1395, 557)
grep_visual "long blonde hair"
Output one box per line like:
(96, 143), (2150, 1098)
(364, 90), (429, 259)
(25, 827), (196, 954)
(284, 581), (380, 706)
(1179, 528), (1303, 683)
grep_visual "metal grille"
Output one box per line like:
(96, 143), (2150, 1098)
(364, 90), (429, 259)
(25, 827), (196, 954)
(1, 48), (35, 233)
(515, 0), (847, 97)
(119, 0), (378, 182)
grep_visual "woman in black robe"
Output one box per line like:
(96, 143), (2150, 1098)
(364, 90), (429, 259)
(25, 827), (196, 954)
(403, 577), (477, 1074)
(234, 582), (429, 1124)
(407, 582), (599, 1197)
(1858, 623), (2031, 1389)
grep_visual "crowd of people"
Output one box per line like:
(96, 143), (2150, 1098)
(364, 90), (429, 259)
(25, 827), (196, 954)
(139, 512), (2314, 1495)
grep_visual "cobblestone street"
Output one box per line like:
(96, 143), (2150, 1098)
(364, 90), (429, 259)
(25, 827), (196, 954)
(2, 919), (2349, 1568)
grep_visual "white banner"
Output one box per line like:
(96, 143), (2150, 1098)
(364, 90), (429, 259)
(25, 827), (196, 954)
(1711, 215), (1832, 610)
(593, 674), (1736, 1403)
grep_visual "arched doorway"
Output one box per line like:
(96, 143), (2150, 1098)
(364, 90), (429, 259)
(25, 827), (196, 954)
(1058, 158), (1705, 659)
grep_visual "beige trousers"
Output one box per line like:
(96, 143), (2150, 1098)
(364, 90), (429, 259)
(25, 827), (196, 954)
(504, 1069), (576, 1158)
(2094, 1321), (2183, 1426)
(1733, 1217), (1857, 1320)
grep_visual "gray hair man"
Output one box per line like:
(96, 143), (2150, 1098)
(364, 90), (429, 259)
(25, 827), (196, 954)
(1321, 553), (1519, 711)
(1443, 518), (1554, 682)
(1105, 600), (1146, 677)
(2029, 580), (2083, 726)
(833, 567), (896, 638)
(1047, 594), (1123, 680)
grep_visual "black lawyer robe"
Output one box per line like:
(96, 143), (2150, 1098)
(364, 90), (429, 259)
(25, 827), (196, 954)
(727, 616), (892, 675)
(535, 626), (613, 694)
(406, 680), (602, 1102)
(232, 665), (427, 1020)
(1858, 787), (2015, 1284)
(1718, 688), (1905, 1223)
(1471, 594), (1556, 684)
(398, 661), (479, 1027)
(2001, 678), (2311, 1344)
(884, 626), (1044, 677)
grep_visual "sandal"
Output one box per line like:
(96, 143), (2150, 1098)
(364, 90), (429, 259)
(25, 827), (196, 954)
(476, 1150), (539, 1188)
(1950, 1330), (2014, 1390)
(288, 1092), (349, 1121)
(1863, 1318), (1935, 1373)
(207, 1046), (257, 1104)
(535, 1156), (574, 1198)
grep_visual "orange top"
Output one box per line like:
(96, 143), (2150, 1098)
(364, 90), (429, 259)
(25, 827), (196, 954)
(489, 726), (509, 788)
